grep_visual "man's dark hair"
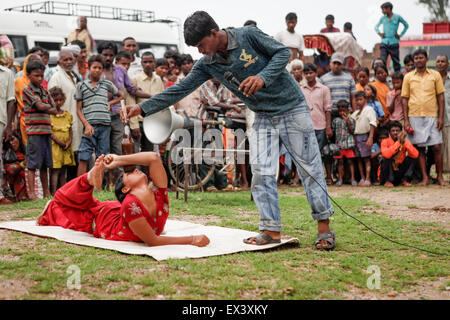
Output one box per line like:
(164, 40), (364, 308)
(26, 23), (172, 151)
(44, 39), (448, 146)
(141, 51), (155, 59)
(325, 14), (335, 21)
(377, 128), (389, 139)
(70, 40), (86, 50)
(336, 99), (350, 109)
(122, 37), (136, 45)
(391, 71), (404, 80)
(155, 58), (169, 68)
(344, 22), (352, 31)
(403, 54), (414, 65)
(180, 53), (194, 65)
(88, 54), (105, 68)
(244, 20), (257, 27)
(303, 63), (317, 73)
(413, 48), (428, 59)
(355, 90), (367, 99)
(381, 2), (393, 10)
(184, 11), (220, 47)
(388, 121), (403, 132)
(97, 41), (118, 55)
(285, 12), (297, 21)
(41, 49), (49, 58)
(28, 46), (44, 55)
(114, 174), (128, 203)
(26, 60), (46, 74)
(116, 50), (132, 62)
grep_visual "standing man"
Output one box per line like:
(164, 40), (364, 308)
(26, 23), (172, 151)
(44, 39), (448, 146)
(320, 52), (356, 115)
(122, 37), (142, 79)
(67, 16), (95, 58)
(436, 54), (450, 174)
(124, 11), (336, 250)
(0, 61), (16, 203)
(274, 12), (305, 62)
(320, 15), (340, 33)
(129, 51), (165, 153)
(375, 2), (409, 73)
(402, 49), (446, 186)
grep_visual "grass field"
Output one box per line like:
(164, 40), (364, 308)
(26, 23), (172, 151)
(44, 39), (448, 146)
(0, 186), (448, 300)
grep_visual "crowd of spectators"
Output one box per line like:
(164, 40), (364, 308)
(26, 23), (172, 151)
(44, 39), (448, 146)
(0, 2), (448, 204)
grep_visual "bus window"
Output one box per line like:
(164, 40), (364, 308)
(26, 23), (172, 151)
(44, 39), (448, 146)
(35, 41), (62, 51)
(7, 35), (28, 58)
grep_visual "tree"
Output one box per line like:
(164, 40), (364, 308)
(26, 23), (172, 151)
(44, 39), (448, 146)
(417, 0), (449, 22)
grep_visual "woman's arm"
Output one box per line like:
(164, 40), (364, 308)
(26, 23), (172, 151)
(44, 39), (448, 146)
(104, 152), (168, 188)
(129, 217), (210, 247)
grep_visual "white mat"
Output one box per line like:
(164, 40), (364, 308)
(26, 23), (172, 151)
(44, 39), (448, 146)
(0, 220), (299, 261)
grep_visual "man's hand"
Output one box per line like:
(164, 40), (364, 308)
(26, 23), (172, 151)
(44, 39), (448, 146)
(121, 104), (143, 123)
(395, 33), (400, 39)
(437, 118), (444, 131)
(326, 126), (333, 139)
(3, 126), (12, 142)
(366, 137), (373, 149)
(379, 33), (385, 38)
(239, 76), (264, 97)
(232, 105), (242, 113)
(64, 141), (71, 151)
(84, 123), (94, 137)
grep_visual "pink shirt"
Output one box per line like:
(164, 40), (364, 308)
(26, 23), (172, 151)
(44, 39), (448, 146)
(301, 82), (332, 130)
(386, 90), (404, 121)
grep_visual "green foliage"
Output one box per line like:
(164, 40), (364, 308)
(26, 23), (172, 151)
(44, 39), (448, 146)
(418, 0), (450, 22)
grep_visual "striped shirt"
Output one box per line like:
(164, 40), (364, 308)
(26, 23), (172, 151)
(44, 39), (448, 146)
(320, 71), (356, 111)
(22, 82), (53, 135)
(75, 78), (118, 125)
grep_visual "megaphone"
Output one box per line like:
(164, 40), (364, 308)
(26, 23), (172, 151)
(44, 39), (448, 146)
(143, 108), (198, 144)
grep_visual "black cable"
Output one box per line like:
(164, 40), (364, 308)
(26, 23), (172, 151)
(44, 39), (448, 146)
(278, 122), (449, 257)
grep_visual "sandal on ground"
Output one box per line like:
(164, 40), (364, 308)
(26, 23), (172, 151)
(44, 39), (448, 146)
(326, 178), (333, 186)
(315, 230), (336, 251)
(243, 233), (281, 246)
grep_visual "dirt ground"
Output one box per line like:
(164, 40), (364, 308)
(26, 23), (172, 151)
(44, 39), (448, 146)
(0, 185), (448, 300)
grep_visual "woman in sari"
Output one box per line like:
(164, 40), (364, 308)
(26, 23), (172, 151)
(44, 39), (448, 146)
(369, 65), (391, 118)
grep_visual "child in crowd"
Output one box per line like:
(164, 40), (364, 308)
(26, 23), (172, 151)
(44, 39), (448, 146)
(387, 72), (405, 127)
(76, 55), (121, 177)
(3, 131), (27, 202)
(369, 65), (391, 116)
(49, 87), (76, 195)
(403, 54), (414, 74)
(22, 61), (61, 200)
(364, 84), (387, 126)
(155, 58), (171, 86)
(370, 129), (389, 185)
(351, 91), (377, 187)
(356, 67), (370, 92)
(332, 100), (357, 186)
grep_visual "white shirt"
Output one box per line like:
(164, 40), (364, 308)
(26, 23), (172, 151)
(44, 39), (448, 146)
(274, 30), (305, 51)
(128, 56), (143, 79)
(351, 106), (377, 135)
(0, 65), (15, 126)
(48, 68), (83, 151)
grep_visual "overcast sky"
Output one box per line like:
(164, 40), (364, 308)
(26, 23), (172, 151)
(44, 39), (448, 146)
(1, 0), (429, 58)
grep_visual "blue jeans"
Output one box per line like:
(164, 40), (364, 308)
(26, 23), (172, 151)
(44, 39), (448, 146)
(250, 108), (334, 232)
(78, 124), (111, 161)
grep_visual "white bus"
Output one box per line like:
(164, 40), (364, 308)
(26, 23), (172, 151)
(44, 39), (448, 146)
(0, 1), (182, 65)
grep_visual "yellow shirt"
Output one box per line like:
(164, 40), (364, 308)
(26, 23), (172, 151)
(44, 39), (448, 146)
(67, 29), (92, 57)
(129, 71), (165, 129)
(401, 68), (445, 117)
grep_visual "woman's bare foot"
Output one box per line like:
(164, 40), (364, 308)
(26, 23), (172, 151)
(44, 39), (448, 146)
(437, 177), (448, 186)
(87, 155), (106, 190)
(418, 178), (428, 186)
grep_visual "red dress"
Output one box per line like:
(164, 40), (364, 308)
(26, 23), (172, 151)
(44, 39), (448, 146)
(38, 173), (169, 242)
